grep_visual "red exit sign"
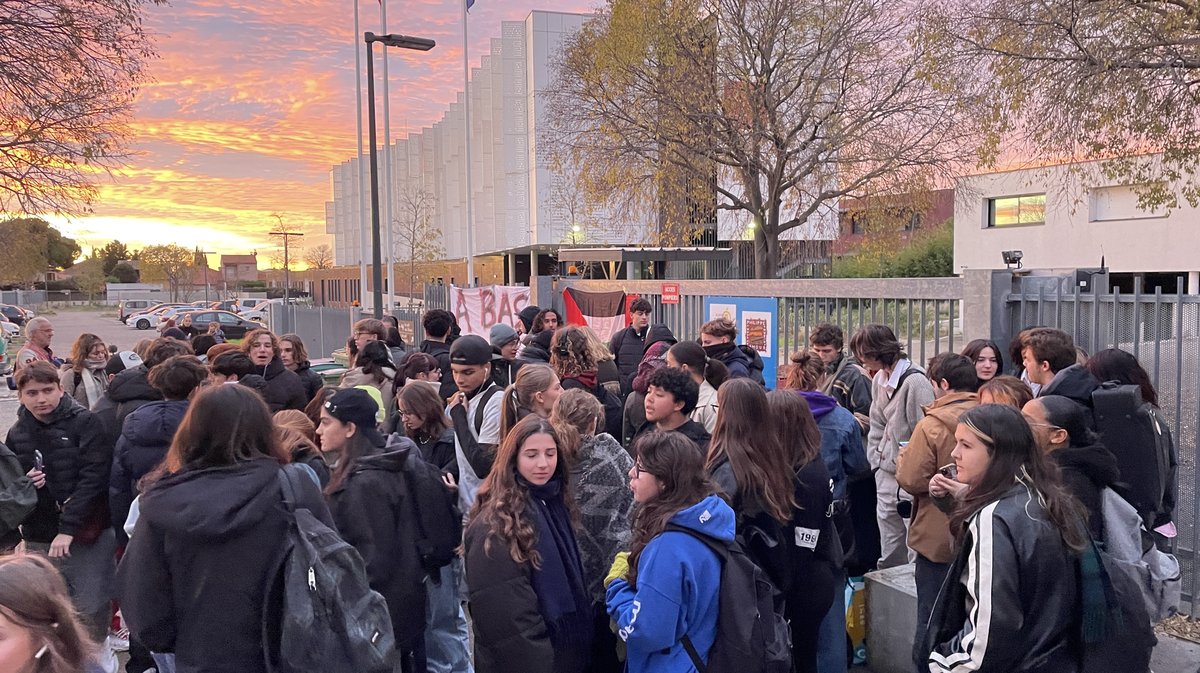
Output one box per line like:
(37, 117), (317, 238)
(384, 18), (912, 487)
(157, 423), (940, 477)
(661, 283), (681, 304)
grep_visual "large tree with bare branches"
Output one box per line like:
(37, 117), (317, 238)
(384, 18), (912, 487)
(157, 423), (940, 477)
(924, 0), (1200, 209)
(544, 0), (975, 278)
(0, 0), (164, 215)
(392, 185), (443, 301)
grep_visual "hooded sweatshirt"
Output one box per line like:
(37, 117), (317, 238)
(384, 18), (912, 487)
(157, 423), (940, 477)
(1038, 364), (1100, 408)
(1053, 441), (1121, 541)
(798, 390), (870, 501)
(606, 495), (733, 673)
(257, 356), (308, 412)
(116, 458), (333, 673)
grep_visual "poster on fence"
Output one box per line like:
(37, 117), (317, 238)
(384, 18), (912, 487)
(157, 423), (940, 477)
(449, 285), (532, 337)
(703, 296), (779, 389)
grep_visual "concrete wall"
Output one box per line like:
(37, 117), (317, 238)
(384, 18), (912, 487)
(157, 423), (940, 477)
(954, 158), (1200, 275)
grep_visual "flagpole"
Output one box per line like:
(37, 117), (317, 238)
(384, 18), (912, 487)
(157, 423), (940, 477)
(353, 0), (369, 307)
(380, 0), (395, 314)
(461, 0), (476, 288)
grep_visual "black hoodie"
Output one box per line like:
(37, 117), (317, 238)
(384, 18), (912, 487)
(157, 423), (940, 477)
(117, 458), (333, 673)
(1039, 364), (1100, 408)
(107, 365), (163, 427)
(326, 436), (427, 648)
(419, 340), (455, 399)
(1052, 442), (1121, 541)
(257, 356), (307, 412)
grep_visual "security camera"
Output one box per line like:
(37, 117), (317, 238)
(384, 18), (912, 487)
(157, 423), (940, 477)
(1002, 250), (1023, 269)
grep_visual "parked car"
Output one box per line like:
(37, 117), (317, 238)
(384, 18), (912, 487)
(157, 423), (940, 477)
(156, 306), (202, 327)
(127, 305), (178, 330)
(212, 300), (240, 313)
(182, 310), (261, 340)
(118, 300), (154, 323)
(0, 313), (18, 339)
(0, 304), (27, 327)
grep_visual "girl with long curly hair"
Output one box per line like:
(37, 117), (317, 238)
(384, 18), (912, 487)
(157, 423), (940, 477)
(923, 404), (1087, 673)
(463, 415), (593, 673)
(605, 431), (733, 673)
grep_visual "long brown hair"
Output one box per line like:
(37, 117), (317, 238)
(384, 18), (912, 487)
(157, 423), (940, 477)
(783, 350), (825, 391)
(627, 431), (719, 589)
(470, 415), (575, 567)
(952, 404), (1088, 551)
(978, 375), (1033, 409)
(706, 378), (795, 523)
(397, 383), (450, 441)
(274, 409), (318, 458)
(550, 387), (604, 463)
(69, 333), (105, 372)
(160, 384), (288, 475)
(500, 364), (558, 439)
(766, 389), (823, 469)
(0, 554), (95, 673)
(550, 326), (596, 378)
(322, 417), (380, 496)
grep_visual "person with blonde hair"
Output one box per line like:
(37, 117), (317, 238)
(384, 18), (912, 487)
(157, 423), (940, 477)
(551, 388), (634, 672)
(0, 553), (103, 673)
(499, 364), (564, 441)
(977, 375), (1033, 408)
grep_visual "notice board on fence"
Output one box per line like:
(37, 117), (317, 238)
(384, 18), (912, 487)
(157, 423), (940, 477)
(703, 296), (779, 389)
(449, 285), (532, 337)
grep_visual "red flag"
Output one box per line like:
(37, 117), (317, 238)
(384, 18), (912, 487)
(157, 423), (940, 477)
(562, 288), (627, 342)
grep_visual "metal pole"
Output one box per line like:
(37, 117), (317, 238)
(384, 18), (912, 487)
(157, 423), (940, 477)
(461, 2), (476, 287)
(381, 0), (396, 314)
(366, 35), (384, 320)
(353, 0), (369, 307)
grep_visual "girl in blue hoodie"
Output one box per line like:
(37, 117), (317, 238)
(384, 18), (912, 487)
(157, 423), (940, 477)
(606, 431), (734, 673)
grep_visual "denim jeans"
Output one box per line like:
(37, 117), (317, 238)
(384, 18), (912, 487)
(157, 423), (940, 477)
(424, 558), (473, 673)
(815, 573), (848, 673)
(912, 555), (951, 672)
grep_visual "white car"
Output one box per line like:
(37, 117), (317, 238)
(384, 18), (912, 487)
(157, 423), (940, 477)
(0, 318), (17, 338)
(239, 301), (277, 323)
(127, 306), (174, 330)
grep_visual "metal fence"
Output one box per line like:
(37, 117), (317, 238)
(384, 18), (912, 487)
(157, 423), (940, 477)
(1006, 276), (1200, 605)
(558, 278), (964, 370)
(269, 304), (432, 361)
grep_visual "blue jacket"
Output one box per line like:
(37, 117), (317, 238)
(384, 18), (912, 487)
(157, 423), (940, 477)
(799, 390), (869, 501)
(606, 494), (733, 673)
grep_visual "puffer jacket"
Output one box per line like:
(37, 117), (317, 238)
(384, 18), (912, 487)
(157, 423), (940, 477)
(107, 366), (163, 427)
(325, 437), (427, 647)
(6, 395), (111, 543)
(110, 399), (189, 537)
(609, 324), (650, 391)
(704, 342), (752, 380)
(923, 483), (1080, 673)
(895, 392), (978, 563)
(294, 362), (324, 404)
(257, 356), (307, 412)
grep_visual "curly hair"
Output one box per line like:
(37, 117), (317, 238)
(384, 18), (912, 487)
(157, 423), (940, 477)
(627, 431), (719, 589)
(550, 326), (597, 378)
(470, 415), (577, 568)
(69, 333), (106, 372)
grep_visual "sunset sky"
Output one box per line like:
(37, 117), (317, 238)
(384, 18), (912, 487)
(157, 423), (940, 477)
(48, 0), (593, 267)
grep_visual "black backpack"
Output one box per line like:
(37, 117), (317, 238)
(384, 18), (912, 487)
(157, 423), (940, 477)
(739, 345), (766, 387)
(665, 524), (792, 673)
(1078, 536), (1157, 673)
(266, 465), (395, 673)
(1091, 382), (1174, 529)
(396, 437), (463, 577)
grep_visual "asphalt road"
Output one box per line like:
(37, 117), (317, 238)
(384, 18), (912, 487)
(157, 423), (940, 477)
(1, 309), (143, 438)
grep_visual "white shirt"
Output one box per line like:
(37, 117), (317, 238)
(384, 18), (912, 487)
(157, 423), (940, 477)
(874, 358), (912, 398)
(453, 385), (503, 514)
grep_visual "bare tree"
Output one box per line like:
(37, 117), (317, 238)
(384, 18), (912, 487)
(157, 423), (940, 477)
(267, 213), (303, 271)
(0, 1), (165, 215)
(924, 0), (1200, 209)
(392, 185), (443, 303)
(139, 244), (194, 301)
(304, 243), (334, 270)
(545, 0), (976, 278)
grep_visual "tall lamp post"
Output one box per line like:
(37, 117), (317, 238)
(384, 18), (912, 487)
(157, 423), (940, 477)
(365, 31), (435, 319)
(200, 250), (215, 302)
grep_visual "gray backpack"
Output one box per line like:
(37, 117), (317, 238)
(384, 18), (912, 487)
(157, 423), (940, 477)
(1100, 487), (1181, 621)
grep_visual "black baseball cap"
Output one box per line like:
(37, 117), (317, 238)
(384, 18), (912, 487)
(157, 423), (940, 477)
(449, 335), (493, 366)
(323, 388), (385, 447)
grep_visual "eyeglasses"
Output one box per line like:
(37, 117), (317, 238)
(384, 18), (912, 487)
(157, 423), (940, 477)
(398, 409), (414, 417)
(633, 462), (649, 478)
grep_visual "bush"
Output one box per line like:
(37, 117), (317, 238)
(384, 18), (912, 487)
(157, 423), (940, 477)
(834, 221), (954, 278)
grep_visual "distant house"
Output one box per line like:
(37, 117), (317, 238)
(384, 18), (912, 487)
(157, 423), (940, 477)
(220, 254), (259, 284)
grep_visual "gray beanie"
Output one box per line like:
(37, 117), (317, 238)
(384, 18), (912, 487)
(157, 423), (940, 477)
(489, 323), (519, 350)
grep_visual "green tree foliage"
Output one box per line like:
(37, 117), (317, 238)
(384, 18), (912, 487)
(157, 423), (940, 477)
(139, 244), (194, 301)
(0, 217), (79, 284)
(834, 221), (953, 278)
(75, 263), (108, 300)
(96, 240), (133, 276)
(110, 262), (139, 284)
(922, 0), (1200, 209)
(0, 0), (166, 215)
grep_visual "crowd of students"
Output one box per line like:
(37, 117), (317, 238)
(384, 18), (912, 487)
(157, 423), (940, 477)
(0, 301), (1179, 673)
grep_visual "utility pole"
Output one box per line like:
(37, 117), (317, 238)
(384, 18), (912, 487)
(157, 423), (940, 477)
(200, 250), (216, 303)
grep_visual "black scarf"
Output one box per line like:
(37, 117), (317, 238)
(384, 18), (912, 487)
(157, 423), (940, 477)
(522, 476), (593, 650)
(703, 341), (737, 360)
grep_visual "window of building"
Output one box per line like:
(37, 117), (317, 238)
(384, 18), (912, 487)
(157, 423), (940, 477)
(986, 194), (1046, 227)
(1089, 185), (1164, 222)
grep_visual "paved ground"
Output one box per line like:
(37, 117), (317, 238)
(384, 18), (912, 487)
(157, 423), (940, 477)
(2, 308), (140, 437)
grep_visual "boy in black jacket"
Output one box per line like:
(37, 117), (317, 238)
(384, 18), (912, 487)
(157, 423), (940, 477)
(6, 361), (114, 642)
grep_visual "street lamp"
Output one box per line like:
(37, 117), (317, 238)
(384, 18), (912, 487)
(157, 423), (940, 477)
(365, 31), (435, 318)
